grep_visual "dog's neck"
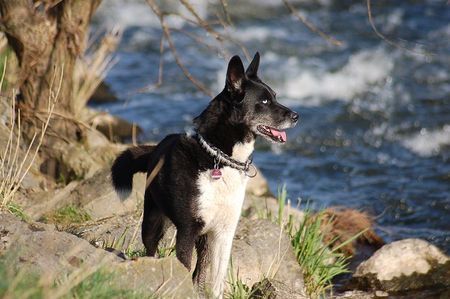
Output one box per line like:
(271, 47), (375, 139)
(194, 98), (255, 161)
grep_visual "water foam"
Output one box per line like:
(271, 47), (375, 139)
(282, 48), (394, 105)
(402, 125), (450, 157)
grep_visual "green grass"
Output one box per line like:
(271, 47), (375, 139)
(261, 185), (356, 298)
(225, 259), (253, 299)
(42, 204), (91, 225)
(63, 270), (145, 299)
(6, 202), (30, 222)
(287, 210), (351, 298)
(0, 256), (147, 299)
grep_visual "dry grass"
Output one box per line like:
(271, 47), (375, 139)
(319, 208), (384, 256)
(0, 59), (61, 209)
(72, 28), (121, 117)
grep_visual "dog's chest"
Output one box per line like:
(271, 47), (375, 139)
(196, 141), (254, 233)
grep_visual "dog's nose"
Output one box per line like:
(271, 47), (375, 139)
(290, 112), (299, 122)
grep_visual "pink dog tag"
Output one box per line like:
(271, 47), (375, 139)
(211, 168), (222, 180)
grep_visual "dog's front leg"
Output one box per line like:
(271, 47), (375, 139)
(208, 227), (237, 299)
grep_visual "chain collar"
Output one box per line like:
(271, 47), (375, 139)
(195, 133), (257, 177)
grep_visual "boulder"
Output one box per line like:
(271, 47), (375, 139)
(112, 256), (195, 298)
(68, 169), (146, 220)
(0, 212), (195, 297)
(89, 111), (142, 142)
(89, 81), (119, 104)
(231, 218), (306, 296)
(251, 278), (308, 299)
(0, 212), (120, 277)
(353, 238), (450, 293)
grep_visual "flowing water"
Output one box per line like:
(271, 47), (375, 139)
(93, 0), (450, 252)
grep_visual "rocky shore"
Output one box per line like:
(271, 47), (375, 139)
(1, 98), (449, 298)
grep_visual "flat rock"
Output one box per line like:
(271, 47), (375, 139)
(111, 256), (195, 298)
(69, 169), (146, 220)
(353, 238), (450, 292)
(232, 218), (306, 296)
(0, 212), (120, 277)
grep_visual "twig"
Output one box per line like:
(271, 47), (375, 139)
(146, 0), (212, 96)
(179, 0), (223, 42)
(282, 0), (342, 46)
(134, 34), (165, 94)
(366, 0), (431, 57)
(219, 0), (233, 27)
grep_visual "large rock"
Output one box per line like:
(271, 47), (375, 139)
(89, 111), (142, 142)
(0, 212), (120, 277)
(112, 256), (195, 298)
(0, 212), (195, 297)
(353, 238), (450, 293)
(24, 169), (145, 221)
(62, 215), (307, 297)
(68, 169), (146, 220)
(89, 81), (119, 104)
(232, 218), (306, 296)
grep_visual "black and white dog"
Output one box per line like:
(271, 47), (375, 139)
(111, 53), (298, 298)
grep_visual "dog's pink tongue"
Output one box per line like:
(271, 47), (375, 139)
(269, 128), (287, 142)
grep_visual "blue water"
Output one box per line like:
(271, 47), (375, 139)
(93, 0), (450, 252)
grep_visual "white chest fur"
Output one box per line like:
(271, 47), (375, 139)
(196, 140), (254, 233)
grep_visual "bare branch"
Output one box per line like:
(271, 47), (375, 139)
(282, 0), (342, 47)
(366, 0), (431, 57)
(146, 0), (213, 96)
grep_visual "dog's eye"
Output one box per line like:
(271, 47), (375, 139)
(261, 99), (269, 104)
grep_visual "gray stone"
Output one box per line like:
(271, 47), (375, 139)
(332, 290), (375, 299)
(112, 256), (195, 298)
(89, 110), (142, 142)
(353, 238), (450, 292)
(251, 278), (308, 299)
(89, 81), (119, 104)
(231, 218), (306, 296)
(0, 212), (120, 277)
(68, 169), (145, 220)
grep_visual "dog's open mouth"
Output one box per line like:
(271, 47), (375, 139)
(257, 125), (287, 143)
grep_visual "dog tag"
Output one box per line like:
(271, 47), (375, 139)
(211, 168), (222, 180)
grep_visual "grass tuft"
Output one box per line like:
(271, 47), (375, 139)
(225, 259), (253, 299)
(257, 185), (358, 298)
(287, 209), (351, 298)
(6, 202), (30, 222)
(42, 204), (91, 226)
(0, 256), (145, 299)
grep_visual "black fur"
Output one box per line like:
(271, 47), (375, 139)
(111, 52), (298, 296)
(111, 145), (154, 198)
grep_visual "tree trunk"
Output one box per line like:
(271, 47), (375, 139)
(0, 0), (101, 178)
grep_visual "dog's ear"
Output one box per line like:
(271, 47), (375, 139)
(246, 52), (260, 78)
(226, 55), (246, 93)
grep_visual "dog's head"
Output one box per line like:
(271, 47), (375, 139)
(223, 52), (299, 143)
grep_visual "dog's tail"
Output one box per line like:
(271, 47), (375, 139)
(111, 145), (154, 200)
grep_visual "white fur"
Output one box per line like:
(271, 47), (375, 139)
(196, 140), (254, 298)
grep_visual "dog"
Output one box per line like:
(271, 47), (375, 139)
(111, 52), (299, 298)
